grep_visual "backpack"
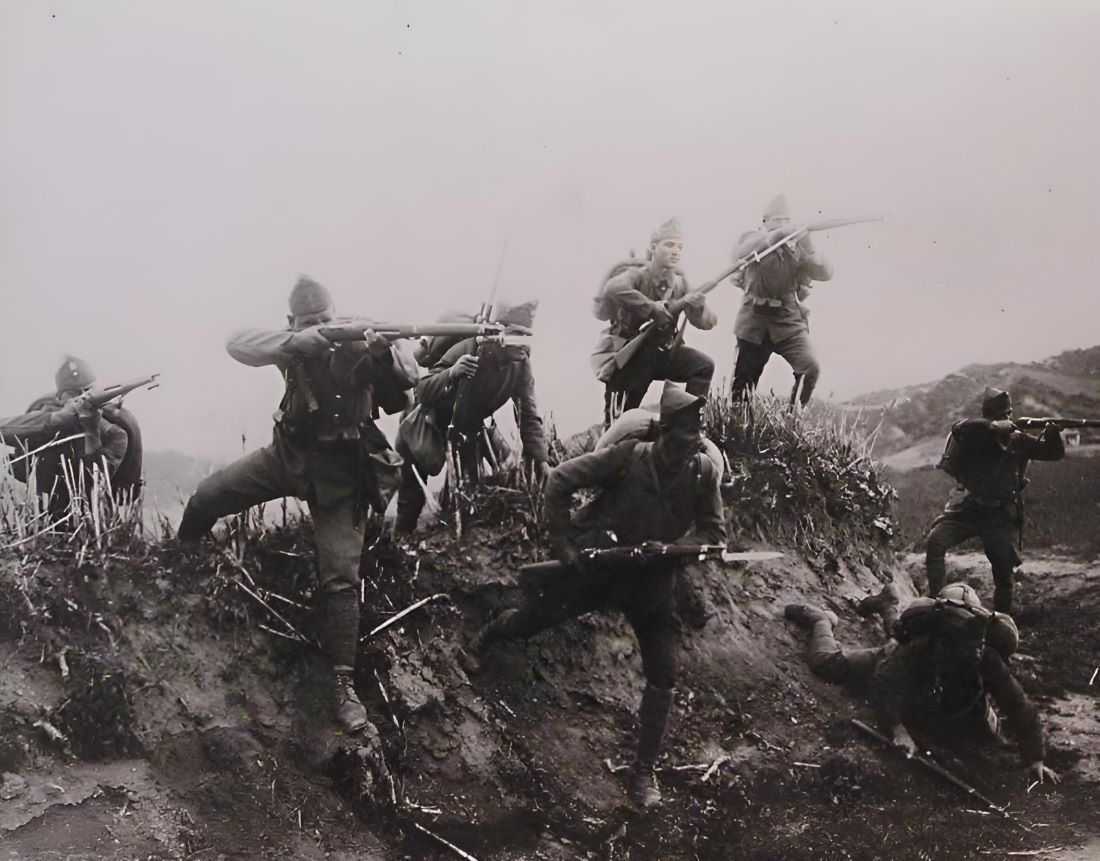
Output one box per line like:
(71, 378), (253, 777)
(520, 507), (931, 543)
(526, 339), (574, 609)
(592, 259), (647, 321)
(936, 425), (967, 482)
(894, 596), (1019, 658)
(596, 408), (724, 480)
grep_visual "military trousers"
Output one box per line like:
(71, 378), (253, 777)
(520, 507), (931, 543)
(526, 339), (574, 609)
(606, 344), (714, 425)
(803, 615), (886, 690)
(178, 439), (365, 595)
(732, 331), (820, 405)
(496, 563), (682, 690)
(925, 503), (1021, 612)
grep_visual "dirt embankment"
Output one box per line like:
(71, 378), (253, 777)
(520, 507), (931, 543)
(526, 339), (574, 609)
(2, 412), (1098, 860)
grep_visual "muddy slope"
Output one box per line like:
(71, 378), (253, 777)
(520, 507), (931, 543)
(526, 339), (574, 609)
(2, 438), (1098, 859)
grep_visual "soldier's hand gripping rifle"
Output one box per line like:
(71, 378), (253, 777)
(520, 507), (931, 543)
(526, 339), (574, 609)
(82, 375), (161, 409)
(611, 215), (885, 372)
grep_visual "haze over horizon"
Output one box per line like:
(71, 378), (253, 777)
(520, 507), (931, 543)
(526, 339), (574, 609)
(3, 1), (1098, 461)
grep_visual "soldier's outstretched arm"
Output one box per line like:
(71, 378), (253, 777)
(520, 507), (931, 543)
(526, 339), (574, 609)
(513, 360), (549, 466)
(691, 457), (727, 545)
(225, 328), (298, 367)
(543, 442), (636, 535)
(980, 649), (1047, 768)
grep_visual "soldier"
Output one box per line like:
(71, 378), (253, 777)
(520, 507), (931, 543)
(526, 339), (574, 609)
(1, 355), (138, 515)
(470, 383), (726, 809)
(176, 276), (418, 734)
(785, 583), (1059, 785)
(926, 388), (1065, 612)
(729, 195), (832, 406)
(590, 218), (717, 425)
(394, 301), (549, 535)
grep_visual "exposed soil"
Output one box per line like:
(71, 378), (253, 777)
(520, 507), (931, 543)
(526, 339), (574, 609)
(1, 496), (1098, 860)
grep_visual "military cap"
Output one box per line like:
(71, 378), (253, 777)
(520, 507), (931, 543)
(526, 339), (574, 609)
(650, 217), (683, 247)
(497, 300), (539, 329)
(288, 275), (333, 316)
(763, 194), (790, 220)
(659, 382), (705, 425)
(981, 387), (1012, 419)
(55, 354), (96, 394)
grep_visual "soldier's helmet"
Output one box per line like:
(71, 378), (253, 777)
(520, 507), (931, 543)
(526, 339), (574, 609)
(981, 387), (1012, 419)
(55, 355), (96, 395)
(288, 275), (333, 317)
(932, 583), (1019, 657)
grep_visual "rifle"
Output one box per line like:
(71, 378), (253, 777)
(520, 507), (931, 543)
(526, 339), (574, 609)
(445, 239), (511, 537)
(318, 320), (524, 343)
(851, 719), (1033, 833)
(519, 543), (784, 578)
(1013, 417), (1100, 430)
(83, 375), (161, 409)
(611, 215), (884, 372)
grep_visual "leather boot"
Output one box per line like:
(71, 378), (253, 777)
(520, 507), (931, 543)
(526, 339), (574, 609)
(628, 684), (674, 809)
(333, 667), (368, 733)
(323, 591), (367, 732)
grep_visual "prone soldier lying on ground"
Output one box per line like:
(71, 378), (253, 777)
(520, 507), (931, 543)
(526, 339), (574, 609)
(1, 355), (146, 517)
(176, 275), (418, 734)
(466, 383), (727, 810)
(785, 582), (1059, 785)
(394, 300), (548, 535)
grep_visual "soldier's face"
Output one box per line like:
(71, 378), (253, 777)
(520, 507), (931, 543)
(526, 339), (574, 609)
(657, 421), (704, 463)
(288, 306), (335, 331)
(652, 238), (683, 269)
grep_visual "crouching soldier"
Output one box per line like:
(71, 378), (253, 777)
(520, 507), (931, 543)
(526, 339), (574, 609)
(177, 276), (418, 734)
(470, 383), (727, 808)
(590, 218), (717, 426)
(1, 355), (140, 517)
(785, 583), (1059, 785)
(394, 301), (549, 535)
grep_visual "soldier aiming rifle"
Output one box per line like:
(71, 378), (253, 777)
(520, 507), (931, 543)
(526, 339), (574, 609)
(1, 356), (154, 517)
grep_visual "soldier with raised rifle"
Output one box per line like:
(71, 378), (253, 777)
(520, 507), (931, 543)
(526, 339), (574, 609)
(785, 583), (1059, 786)
(0, 355), (147, 515)
(467, 383), (727, 809)
(729, 195), (832, 407)
(590, 218), (717, 426)
(926, 387), (1066, 613)
(176, 275), (418, 734)
(394, 300), (549, 535)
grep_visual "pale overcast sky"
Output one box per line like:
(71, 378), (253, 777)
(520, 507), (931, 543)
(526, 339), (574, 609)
(2, 1), (1098, 460)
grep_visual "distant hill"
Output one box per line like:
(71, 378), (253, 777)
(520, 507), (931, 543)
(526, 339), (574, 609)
(842, 345), (1100, 469)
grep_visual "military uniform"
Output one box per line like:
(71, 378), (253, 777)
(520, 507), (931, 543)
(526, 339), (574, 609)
(177, 278), (418, 732)
(730, 195), (832, 406)
(478, 385), (726, 807)
(788, 590), (1045, 768)
(590, 219), (717, 421)
(1, 356), (132, 514)
(926, 389), (1064, 612)
(395, 304), (548, 533)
